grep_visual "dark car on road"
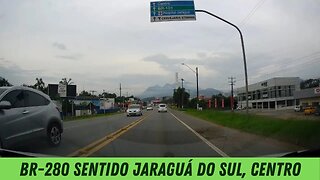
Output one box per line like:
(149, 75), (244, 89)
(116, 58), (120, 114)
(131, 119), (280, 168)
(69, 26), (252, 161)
(0, 86), (63, 149)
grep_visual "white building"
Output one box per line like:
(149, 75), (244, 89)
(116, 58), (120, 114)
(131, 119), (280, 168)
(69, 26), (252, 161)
(99, 98), (115, 110)
(236, 77), (300, 110)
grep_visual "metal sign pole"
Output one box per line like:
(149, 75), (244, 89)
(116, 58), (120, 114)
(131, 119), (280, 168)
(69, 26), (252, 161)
(195, 9), (249, 114)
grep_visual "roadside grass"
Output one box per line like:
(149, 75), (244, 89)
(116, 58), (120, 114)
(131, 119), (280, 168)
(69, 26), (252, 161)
(185, 109), (320, 148)
(64, 111), (123, 121)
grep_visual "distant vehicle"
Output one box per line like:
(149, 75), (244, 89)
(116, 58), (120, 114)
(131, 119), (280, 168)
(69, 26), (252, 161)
(146, 105), (153, 111)
(126, 104), (142, 116)
(158, 104), (167, 112)
(304, 107), (316, 115)
(294, 105), (301, 112)
(0, 86), (63, 149)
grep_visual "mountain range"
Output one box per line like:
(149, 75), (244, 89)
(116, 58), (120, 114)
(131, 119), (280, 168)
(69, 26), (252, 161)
(139, 83), (222, 99)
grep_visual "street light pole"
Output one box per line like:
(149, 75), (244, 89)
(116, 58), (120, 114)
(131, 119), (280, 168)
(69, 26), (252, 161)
(102, 89), (106, 114)
(195, 9), (249, 114)
(181, 78), (184, 109)
(196, 67), (199, 109)
(182, 63), (199, 110)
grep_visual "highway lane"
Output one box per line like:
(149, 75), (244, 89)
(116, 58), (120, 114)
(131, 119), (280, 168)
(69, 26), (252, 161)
(11, 112), (147, 156)
(91, 110), (222, 157)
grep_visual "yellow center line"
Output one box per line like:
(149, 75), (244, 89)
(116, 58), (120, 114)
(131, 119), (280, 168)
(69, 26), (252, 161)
(68, 113), (152, 157)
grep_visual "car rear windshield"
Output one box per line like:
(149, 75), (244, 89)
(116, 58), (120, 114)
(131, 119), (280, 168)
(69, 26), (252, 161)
(160, 105), (166, 107)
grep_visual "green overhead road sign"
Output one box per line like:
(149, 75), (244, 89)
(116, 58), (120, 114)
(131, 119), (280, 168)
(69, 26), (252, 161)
(150, 1), (196, 22)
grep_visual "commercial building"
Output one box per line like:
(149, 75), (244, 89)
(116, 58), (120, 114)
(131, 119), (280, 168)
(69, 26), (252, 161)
(294, 87), (320, 107)
(236, 77), (300, 110)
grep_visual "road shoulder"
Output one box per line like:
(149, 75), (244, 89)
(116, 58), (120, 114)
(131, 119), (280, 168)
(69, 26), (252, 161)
(170, 109), (304, 156)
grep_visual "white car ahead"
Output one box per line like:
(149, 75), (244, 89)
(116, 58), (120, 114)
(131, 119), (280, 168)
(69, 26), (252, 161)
(126, 104), (142, 116)
(146, 105), (153, 111)
(158, 104), (167, 112)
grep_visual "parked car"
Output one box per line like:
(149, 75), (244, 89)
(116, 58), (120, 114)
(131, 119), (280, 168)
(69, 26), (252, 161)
(0, 86), (63, 149)
(304, 107), (316, 115)
(294, 105), (301, 112)
(158, 104), (167, 112)
(126, 104), (142, 116)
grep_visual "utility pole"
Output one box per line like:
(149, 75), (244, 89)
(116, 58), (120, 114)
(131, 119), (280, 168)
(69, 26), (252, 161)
(228, 77), (236, 112)
(181, 78), (184, 109)
(120, 83), (124, 109)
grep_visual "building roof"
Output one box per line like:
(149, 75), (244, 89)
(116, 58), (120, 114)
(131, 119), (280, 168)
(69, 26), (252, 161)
(236, 77), (301, 93)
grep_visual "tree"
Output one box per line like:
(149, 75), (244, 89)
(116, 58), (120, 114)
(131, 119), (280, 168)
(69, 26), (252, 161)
(162, 97), (173, 104)
(115, 96), (125, 103)
(33, 78), (47, 94)
(99, 92), (117, 99)
(0, 77), (12, 87)
(173, 87), (190, 108)
(300, 78), (320, 89)
(211, 94), (231, 109)
(78, 90), (96, 97)
(59, 78), (73, 85)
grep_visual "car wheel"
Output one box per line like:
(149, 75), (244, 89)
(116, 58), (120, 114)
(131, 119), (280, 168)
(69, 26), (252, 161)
(47, 123), (62, 146)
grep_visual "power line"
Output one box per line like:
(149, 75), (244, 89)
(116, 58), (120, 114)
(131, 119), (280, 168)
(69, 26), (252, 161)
(234, 51), (320, 81)
(213, 0), (267, 52)
(236, 57), (320, 85)
(239, 0), (266, 27)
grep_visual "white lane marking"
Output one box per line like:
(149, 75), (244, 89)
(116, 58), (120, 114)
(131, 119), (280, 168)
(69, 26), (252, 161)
(169, 111), (229, 157)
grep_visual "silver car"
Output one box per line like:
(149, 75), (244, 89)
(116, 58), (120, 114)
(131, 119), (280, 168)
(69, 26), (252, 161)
(126, 104), (142, 116)
(158, 104), (167, 112)
(0, 86), (63, 149)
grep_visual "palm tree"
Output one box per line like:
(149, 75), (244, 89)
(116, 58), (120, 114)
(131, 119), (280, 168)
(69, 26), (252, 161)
(33, 78), (47, 93)
(0, 77), (12, 87)
(59, 78), (73, 85)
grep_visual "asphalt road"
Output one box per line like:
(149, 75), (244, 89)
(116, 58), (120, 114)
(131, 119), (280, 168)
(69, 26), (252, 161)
(91, 110), (220, 157)
(10, 108), (303, 157)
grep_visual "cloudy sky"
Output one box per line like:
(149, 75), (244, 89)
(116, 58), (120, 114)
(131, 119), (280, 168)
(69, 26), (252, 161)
(0, 0), (319, 96)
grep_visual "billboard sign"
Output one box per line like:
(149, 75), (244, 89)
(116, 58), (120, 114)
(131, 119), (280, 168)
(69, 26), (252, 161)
(48, 84), (77, 99)
(58, 84), (67, 98)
